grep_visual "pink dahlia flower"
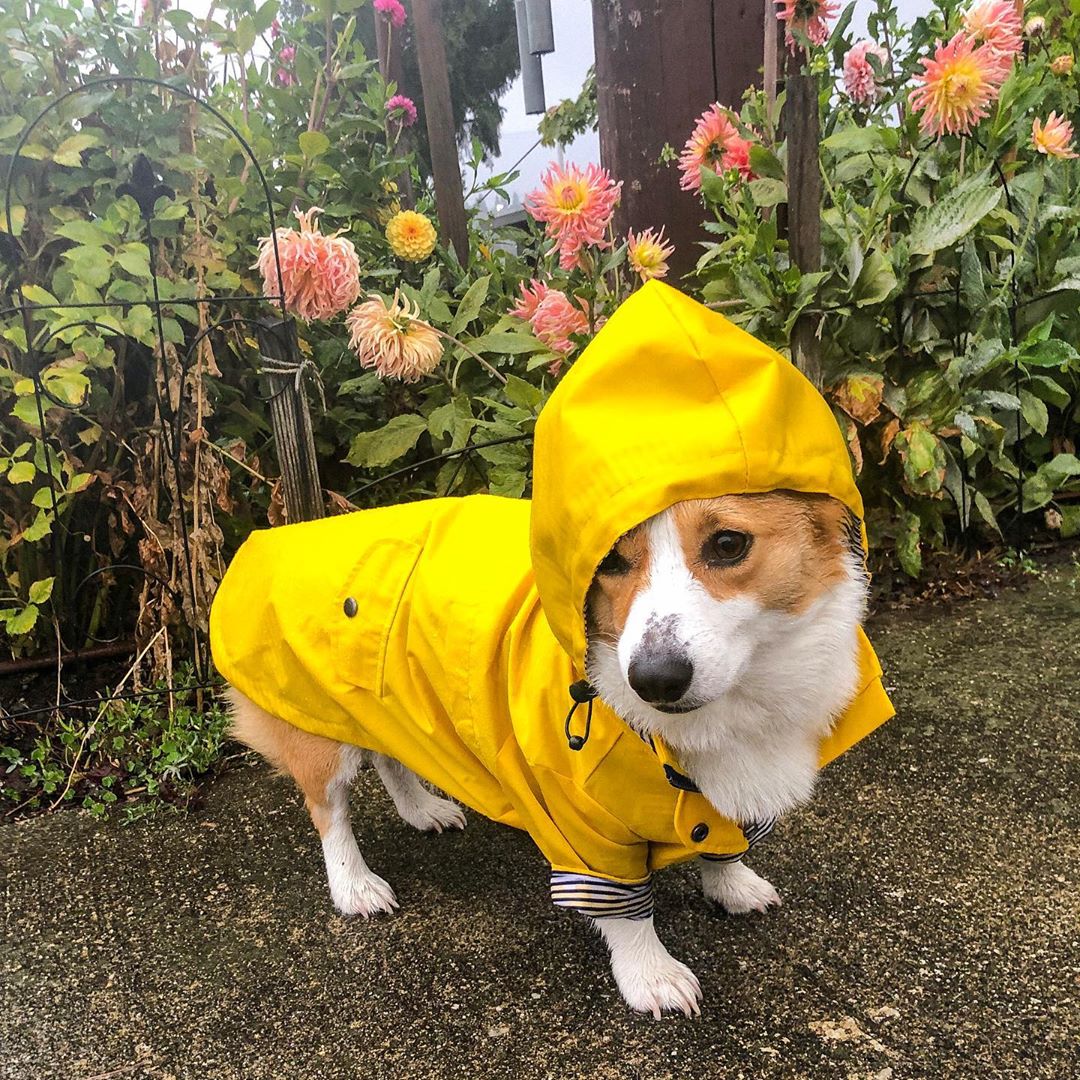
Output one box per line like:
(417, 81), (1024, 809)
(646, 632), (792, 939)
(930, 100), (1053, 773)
(1032, 112), (1078, 159)
(909, 31), (1003, 138)
(962, 1), (1023, 78)
(254, 207), (361, 322)
(775, 0), (840, 53)
(386, 94), (418, 127)
(842, 40), (889, 103)
(524, 162), (622, 271)
(530, 289), (590, 357)
(374, 0), (407, 30)
(678, 104), (754, 193)
(511, 279), (552, 322)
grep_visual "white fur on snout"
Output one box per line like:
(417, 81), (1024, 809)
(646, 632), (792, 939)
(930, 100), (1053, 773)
(617, 513), (761, 707)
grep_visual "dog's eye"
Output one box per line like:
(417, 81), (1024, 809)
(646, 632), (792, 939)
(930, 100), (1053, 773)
(597, 547), (631, 576)
(703, 529), (751, 567)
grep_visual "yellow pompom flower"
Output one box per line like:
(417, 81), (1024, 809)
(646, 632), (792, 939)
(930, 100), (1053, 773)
(386, 210), (437, 261)
(1050, 54), (1074, 76)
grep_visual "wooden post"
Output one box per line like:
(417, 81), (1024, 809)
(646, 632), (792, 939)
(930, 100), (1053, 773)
(784, 65), (823, 388)
(591, 1), (766, 280)
(411, 0), (469, 264)
(256, 318), (324, 523)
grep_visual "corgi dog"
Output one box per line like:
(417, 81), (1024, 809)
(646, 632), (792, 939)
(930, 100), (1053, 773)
(225, 488), (868, 1017)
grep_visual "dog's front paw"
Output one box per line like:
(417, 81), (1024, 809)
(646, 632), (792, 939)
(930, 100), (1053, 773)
(331, 868), (399, 918)
(701, 860), (781, 915)
(612, 951), (702, 1019)
(401, 792), (467, 834)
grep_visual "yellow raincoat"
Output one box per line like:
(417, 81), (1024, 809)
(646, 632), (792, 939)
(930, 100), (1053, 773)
(210, 281), (894, 920)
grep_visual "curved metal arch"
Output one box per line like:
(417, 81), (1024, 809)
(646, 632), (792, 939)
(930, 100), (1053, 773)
(3, 74), (286, 313)
(70, 563), (184, 646)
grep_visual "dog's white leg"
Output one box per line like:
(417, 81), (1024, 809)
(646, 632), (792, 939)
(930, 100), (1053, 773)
(594, 916), (702, 1018)
(316, 751), (399, 918)
(699, 858), (781, 914)
(371, 752), (467, 833)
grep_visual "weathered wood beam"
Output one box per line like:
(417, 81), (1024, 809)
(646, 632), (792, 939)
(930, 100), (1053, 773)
(411, 0), (469, 263)
(591, 1), (766, 280)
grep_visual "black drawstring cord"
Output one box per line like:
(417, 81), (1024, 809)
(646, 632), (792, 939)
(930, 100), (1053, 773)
(564, 680), (597, 751)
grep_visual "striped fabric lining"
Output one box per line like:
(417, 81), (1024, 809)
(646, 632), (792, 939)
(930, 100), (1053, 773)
(550, 872), (654, 920)
(699, 816), (778, 864)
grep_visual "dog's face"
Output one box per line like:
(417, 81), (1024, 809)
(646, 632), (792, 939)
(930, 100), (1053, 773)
(585, 491), (867, 747)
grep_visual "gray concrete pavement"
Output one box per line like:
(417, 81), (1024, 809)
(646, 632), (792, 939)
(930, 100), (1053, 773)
(3, 562), (1078, 1079)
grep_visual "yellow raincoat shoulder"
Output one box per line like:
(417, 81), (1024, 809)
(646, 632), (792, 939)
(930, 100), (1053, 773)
(210, 281), (894, 919)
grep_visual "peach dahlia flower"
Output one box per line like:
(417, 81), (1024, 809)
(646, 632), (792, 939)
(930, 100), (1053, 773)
(254, 207), (361, 322)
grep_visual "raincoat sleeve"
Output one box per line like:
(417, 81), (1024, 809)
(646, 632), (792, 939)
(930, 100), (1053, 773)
(493, 742), (657, 920)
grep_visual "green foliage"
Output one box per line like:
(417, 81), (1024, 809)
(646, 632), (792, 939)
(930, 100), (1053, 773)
(690, 0), (1080, 574)
(1, 666), (230, 822)
(538, 68), (599, 149)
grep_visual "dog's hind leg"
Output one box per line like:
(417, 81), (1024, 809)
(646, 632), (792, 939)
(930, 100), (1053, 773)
(227, 688), (398, 918)
(370, 752), (467, 834)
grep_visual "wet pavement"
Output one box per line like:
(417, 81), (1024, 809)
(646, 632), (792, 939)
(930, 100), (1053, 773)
(2, 562), (1078, 1079)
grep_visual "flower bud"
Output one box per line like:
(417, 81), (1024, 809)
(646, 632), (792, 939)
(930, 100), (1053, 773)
(1051, 54), (1074, 75)
(1024, 16), (1045, 38)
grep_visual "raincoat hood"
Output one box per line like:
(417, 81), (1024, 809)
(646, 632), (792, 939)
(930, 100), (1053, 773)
(531, 279), (865, 671)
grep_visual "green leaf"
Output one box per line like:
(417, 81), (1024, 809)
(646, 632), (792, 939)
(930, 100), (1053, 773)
(115, 247), (152, 279)
(1059, 505), (1080, 540)
(896, 511), (922, 577)
(1022, 338), (1079, 368)
(822, 126), (896, 155)
(748, 178), (787, 208)
(1019, 389), (1048, 435)
(908, 170), (1002, 256)
(346, 414), (427, 468)
(43, 369), (90, 406)
(449, 275), (491, 337)
(0, 115), (26, 140)
(8, 460), (35, 484)
(21, 284), (59, 307)
(28, 577), (54, 604)
(6, 604), (39, 635)
(1025, 374), (1070, 409)
(53, 132), (100, 167)
(748, 144), (785, 180)
(21, 511), (52, 542)
(698, 165), (728, 203)
(299, 130), (331, 159)
(54, 219), (112, 246)
(64, 245), (113, 289)
(503, 375), (542, 410)
(2, 205), (25, 236)
(973, 491), (1000, 535)
(853, 248), (897, 307)
(467, 331), (547, 355)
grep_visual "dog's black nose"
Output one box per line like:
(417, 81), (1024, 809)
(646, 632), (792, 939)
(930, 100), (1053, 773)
(628, 650), (694, 706)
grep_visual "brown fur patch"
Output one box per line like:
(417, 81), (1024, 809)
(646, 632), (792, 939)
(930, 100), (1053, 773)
(227, 687), (344, 836)
(586, 524), (650, 646)
(586, 492), (855, 645)
(673, 492), (853, 613)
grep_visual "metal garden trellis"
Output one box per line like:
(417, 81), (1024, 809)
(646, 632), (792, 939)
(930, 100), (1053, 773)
(1, 75), (325, 723)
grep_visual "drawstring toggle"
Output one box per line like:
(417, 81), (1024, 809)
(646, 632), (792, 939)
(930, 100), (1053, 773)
(564, 680), (598, 751)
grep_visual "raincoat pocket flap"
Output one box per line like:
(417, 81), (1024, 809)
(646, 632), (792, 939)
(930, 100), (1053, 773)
(331, 537), (424, 695)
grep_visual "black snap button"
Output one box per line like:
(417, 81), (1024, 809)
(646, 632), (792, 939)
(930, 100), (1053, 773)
(343, 597), (358, 618)
(691, 823), (709, 843)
